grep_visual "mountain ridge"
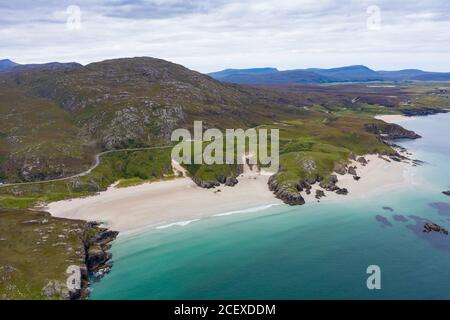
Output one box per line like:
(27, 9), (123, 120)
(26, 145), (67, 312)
(209, 65), (450, 84)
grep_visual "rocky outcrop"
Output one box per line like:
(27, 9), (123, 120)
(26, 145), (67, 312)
(191, 176), (220, 189)
(443, 191), (450, 196)
(347, 166), (357, 176)
(296, 180), (312, 192)
(365, 122), (421, 140)
(71, 222), (118, 300)
(336, 188), (349, 195)
(356, 157), (367, 165)
(224, 177), (238, 187)
(268, 176), (305, 206)
(334, 162), (347, 175)
(423, 223), (449, 235)
(191, 175), (239, 189)
(401, 108), (449, 117)
(315, 189), (326, 200)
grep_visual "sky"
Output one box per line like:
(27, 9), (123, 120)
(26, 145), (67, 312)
(1, 0), (450, 73)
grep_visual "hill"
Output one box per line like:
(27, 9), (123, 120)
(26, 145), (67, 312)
(0, 57), (308, 183)
(0, 56), (448, 209)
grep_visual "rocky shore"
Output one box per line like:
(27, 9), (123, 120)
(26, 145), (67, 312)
(401, 108), (449, 117)
(267, 170), (350, 206)
(0, 209), (118, 300)
(365, 122), (421, 140)
(268, 175), (306, 205)
(191, 175), (239, 189)
(74, 222), (119, 300)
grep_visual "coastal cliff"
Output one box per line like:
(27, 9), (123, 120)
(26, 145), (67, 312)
(77, 222), (118, 300)
(365, 122), (421, 140)
(0, 209), (117, 300)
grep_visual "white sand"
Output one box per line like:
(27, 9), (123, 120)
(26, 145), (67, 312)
(374, 114), (411, 123)
(303, 155), (413, 203)
(47, 153), (413, 233)
(47, 173), (281, 233)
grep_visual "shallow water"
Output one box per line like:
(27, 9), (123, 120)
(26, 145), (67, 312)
(91, 113), (450, 300)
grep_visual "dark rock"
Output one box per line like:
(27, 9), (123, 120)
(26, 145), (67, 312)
(423, 223), (449, 235)
(356, 157), (367, 165)
(348, 166), (357, 176)
(329, 175), (338, 184)
(334, 162), (347, 175)
(442, 191), (450, 196)
(224, 177), (238, 187)
(296, 180), (311, 192)
(87, 246), (108, 270)
(336, 188), (349, 195)
(191, 176), (220, 189)
(315, 189), (326, 199)
(353, 176), (361, 181)
(78, 222), (119, 298)
(217, 176), (226, 184)
(268, 176), (305, 206)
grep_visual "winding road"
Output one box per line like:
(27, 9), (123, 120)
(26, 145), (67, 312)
(0, 145), (173, 188)
(0, 123), (277, 189)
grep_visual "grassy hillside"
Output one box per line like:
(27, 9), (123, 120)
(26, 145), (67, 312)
(0, 57), (449, 207)
(0, 57), (311, 183)
(0, 148), (173, 209)
(0, 209), (87, 299)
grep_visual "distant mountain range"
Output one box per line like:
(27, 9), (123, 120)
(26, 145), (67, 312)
(0, 59), (81, 73)
(208, 65), (450, 84)
(0, 59), (19, 71)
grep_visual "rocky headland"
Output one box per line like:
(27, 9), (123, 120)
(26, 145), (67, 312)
(0, 209), (118, 300)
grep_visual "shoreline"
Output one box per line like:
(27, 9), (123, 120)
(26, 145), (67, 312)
(375, 114), (411, 123)
(47, 154), (413, 234)
(47, 113), (424, 235)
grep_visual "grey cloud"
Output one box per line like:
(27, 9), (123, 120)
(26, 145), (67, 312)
(1, 0), (450, 72)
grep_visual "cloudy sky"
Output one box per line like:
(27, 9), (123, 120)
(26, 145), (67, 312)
(1, 0), (450, 72)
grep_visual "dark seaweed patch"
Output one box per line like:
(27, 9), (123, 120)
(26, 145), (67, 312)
(429, 202), (450, 217)
(392, 214), (408, 222)
(375, 215), (392, 227)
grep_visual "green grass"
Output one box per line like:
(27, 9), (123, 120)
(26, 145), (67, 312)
(0, 209), (87, 300)
(115, 174), (178, 188)
(0, 111), (398, 208)
(0, 148), (173, 209)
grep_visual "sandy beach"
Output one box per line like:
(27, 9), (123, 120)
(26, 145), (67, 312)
(303, 154), (414, 203)
(47, 173), (282, 233)
(47, 152), (413, 233)
(375, 114), (411, 123)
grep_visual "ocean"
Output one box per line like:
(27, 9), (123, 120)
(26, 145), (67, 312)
(91, 113), (450, 300)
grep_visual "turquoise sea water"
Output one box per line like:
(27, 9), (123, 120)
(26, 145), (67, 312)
(91, 113), (450, 300)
